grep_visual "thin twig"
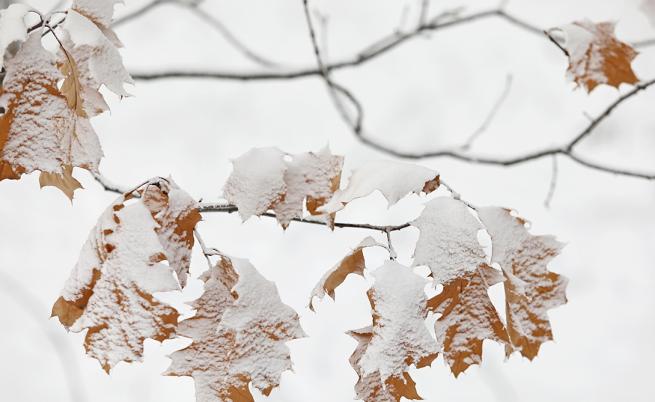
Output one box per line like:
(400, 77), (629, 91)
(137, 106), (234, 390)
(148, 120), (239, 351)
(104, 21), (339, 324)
(544, 155), (558, 208)
(461, 74), (513, 150)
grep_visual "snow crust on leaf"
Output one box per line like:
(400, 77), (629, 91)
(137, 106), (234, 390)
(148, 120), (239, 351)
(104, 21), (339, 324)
(427, 264), (509, 377)
(166, 257), (305, 402)
(223, 147), (344, 228)
(0, 4), (29, 69)
(349, 261), (437, 401)
(223, 147), (287, 221)
(141, 179), (201, 288)
(308, 236), (387, 311)
(319, 160), (439, 214)
(0, 31), (102, 199)
(643, 0), (655, 27)
(478, 207), (568, 360)
(72, 0), (121, 30)
(412, 197), (486, 284)
(274, 147), (343, 228)
(63, 10), (133, 97)
(52, 190), (181, 372)
(556, 20), (639, 92)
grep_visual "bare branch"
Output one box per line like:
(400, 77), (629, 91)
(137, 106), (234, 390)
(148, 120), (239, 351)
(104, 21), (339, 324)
(544, 155), (558, 208)
(461, 74), (513, 150)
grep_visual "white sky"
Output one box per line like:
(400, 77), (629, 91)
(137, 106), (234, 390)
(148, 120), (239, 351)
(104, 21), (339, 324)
(1, 0), (654, 401)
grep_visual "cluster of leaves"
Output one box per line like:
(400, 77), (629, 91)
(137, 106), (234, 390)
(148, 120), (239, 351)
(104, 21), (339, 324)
(0, 0), (131, 199)
(48, 148), (567, 402)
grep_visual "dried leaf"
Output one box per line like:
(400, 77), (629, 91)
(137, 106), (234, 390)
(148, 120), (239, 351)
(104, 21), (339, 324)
(349, 261), (437, 401)
(140, 178), (201, 288)
(223, 147), (344, 228)
(412, 197), (486, 284)
(0, 31), (102, 199)
(478, 207), (568, 359)
(63, 10), (133, 97)
(0, 4), (29, 69)
(274, 147), (343, 229)
(308, 236), (387, 311)
(427, 264), (509, 377)
(166, 256), (305, 402)
(223, 147), (288, 221)
(320, 160), (439, 214)
(555, 20), (639, 92)
(51, 180), (200, 372)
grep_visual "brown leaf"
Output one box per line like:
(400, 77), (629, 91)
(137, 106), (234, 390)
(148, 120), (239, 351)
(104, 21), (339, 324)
(478, 207), (568, 359)
(348, 261), (437, 401)
(166, 256), (305, 402)
(555, 20), (639, 92)
(428, 264), (509, 377)
(0, 31), (102, 199)
(141, 179), (201, 287)
(39, 165), (83, 200)
(308, 236), (387, 311)
(51, 179), (198, 372)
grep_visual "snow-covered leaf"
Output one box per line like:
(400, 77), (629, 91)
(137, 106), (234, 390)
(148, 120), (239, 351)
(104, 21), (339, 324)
(0, 4), (30, 70)
(308, 236), (387, 311)
(553, 20), (639, 92)
(274, 147), (343, 229)
(320, 160), (439, 214)
(427, 264), (509, 377)
(349, 261), (437, 401)
(412, 197), (486, 284)
(478, 207), (568, 359)
(51, 180), (189, 372)
(141, 179), (201, 288)
(0, 31), (102, 199)
(63, 10), (133, 97)
(223, 147), (344, 228)
(166, 256), (305, 402)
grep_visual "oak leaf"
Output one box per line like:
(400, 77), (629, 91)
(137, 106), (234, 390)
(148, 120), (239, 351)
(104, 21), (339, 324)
(413, 197), (487, 284)
(554, 20), (639, 92)
(223, 147), (343, 228)
(320, 160), (439, 214)
(166, 256), (305, 402)
(349, 261), (437, 401)
(427, 264), (509, 377)
(51, 179), (202, 371)
(0, 31), (102, 199)
(478, 207), (568, 359)
(308, 236), (387, 311)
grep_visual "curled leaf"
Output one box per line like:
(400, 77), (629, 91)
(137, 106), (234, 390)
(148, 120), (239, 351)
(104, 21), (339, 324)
(478, 207), (568, 359)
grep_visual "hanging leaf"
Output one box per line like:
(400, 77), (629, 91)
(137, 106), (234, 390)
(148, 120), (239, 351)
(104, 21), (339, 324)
(478, 207), (568, 359)
(51, 180), (191, 372)
(140, 179), (201, 288)
(427, 264), (509, 377)
(349, 261), (437, 401)
(552, 20), (639, 92)
(412, 197), (486, 284)
(166, 256), (305, 402)
(308, 236), (387, 311)
(320, 160), (439, 214)
(274, 147), (343, 229)
(0, 31), (102, 199)
(223, 147), (343, 228)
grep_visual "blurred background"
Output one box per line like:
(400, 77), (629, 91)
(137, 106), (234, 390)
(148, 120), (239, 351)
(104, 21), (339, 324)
(1, 0), (655, 401)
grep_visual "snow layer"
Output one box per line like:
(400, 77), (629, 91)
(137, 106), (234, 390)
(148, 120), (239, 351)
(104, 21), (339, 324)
(359, 261), (437, 382)
(412, 197), (487, 284)
(320, 160), (438, 213)
(0, 4), (29, 70)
